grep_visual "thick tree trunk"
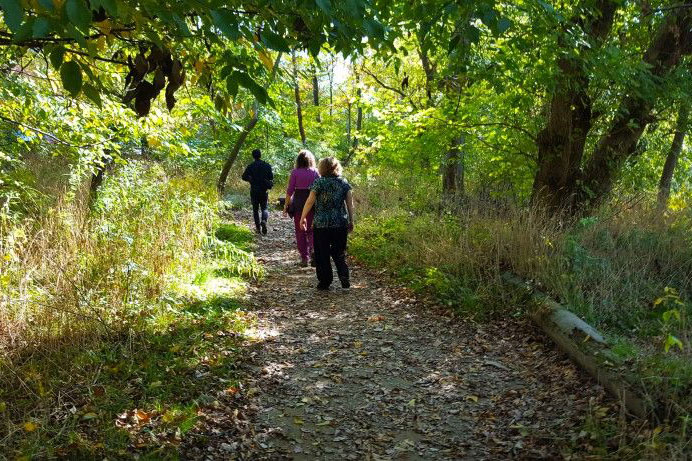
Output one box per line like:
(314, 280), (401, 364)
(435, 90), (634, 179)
(580, 9), (692, 207)
(312, 62), (320, 123)
(292, 52), (307, 145)
(442, 134), (465, 201)
(531, 0), (618, 210)
(657, 104), (689, 210)
(217, 54), (282, 195)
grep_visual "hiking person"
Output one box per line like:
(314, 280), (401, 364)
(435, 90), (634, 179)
(300, 157), (354, 290)
(242, 149), (274, 234)
(284, 149), (320, 267)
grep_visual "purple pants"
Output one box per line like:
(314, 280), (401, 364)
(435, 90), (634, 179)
(293, 211), (314, 260)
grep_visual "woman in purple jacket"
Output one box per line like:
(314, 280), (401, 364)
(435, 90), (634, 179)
(284, 150), (320, 266)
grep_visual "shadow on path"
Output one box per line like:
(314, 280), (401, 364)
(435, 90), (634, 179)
(186, 210), (616, 460)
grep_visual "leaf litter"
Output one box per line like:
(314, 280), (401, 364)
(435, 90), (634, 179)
(181, 211), (624, 459)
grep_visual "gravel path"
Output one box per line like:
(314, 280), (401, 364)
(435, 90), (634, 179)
(184, 211), (616, 460)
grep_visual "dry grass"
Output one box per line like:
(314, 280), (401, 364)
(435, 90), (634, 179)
(0, 161), (216, 355)
(350, 173), (692, 455)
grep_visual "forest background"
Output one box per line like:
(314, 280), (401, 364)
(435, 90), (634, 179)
(0, 0), (691, 457)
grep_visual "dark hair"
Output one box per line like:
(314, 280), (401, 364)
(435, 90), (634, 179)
(295, 149), (316, 169)
(252, 149), (261, 159)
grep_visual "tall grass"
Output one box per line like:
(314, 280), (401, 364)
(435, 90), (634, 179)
(0, 160), (263, 457)
(350, 173), (692, 426)
(1, 162), (216, 351)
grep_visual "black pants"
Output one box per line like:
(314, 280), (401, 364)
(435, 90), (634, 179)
(250, 190), (268, 230)
(313, 227), (349, 287)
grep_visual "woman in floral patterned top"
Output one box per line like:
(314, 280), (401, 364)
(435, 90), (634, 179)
(300, 157), (354, 290)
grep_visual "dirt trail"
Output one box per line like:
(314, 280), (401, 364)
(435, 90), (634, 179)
(185, 211), (615, 460)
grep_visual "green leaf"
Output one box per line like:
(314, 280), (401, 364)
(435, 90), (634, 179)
(0, 0), (24, 32)
(172, 13), (190, 36)
(50, 46), (66, 70)
(13, 17), (34, 42)
(664, 334), (684, 353)
(211, 9), (240, 40)
(234, 71), (270, 105)
(316, 0), (331, 13)
(32, 17), (51, 38)
(82, 83), (102, 107)
(91, 0), (117, 16)
(60, 61), (83, 97)
(66, 0), (92, 31)
(226, 73), (239, 98)
(261, 30), (290, 53)
(364, 19), (385, 40)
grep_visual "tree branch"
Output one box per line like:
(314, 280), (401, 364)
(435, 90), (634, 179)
(361, 66), (418, 110)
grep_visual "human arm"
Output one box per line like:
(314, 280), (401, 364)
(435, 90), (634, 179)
(299, 190), (317, 231)
(345, 189), (354, 233)
(284, 170), (296, 213)
(241, 164), (251, 182)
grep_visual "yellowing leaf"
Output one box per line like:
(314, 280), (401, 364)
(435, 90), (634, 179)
(82, 412), (98, 420)
(0, 402), (6, 412)
(96, 19), (112, 35)
(258, 50), (274, 71)
(23, 421), (38, 432)
(465, 395), (479, 403)
(293, 417), (304, 425)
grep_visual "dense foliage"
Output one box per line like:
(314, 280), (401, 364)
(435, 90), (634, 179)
(1, 0), (691, 457)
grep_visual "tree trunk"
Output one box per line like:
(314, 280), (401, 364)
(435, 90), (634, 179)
(417, 34), (435, 107)
(217, 100), (259, 195)
(579, 9), (692, 207)
(531, 0), (618, 210)
(351, 69), (363, 151)
(657, 104), (689, 210)
(329, 56), (334, 118)
(292, 52), (307, 145)
(442, 134), (465, 201)
(88, 151), (113, 205)
(312, 62), (320, 123)
(346, 101), (352, 148)
(217, 53), (283, 195)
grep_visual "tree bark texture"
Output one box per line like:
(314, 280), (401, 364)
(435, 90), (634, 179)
(312, 62), (321, 123)
(293, 52), (307, 146)
(580, 9), (692, 206)
(443, 134), (465, 200)
(657, 104), (689, 210)
(531, 0), (618, 210)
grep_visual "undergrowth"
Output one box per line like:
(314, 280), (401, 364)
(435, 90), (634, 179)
(350, 172), (692, 457)
(0, 161), (262, 458)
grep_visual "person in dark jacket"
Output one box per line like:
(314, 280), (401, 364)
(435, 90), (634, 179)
(242, 149), (274, 234)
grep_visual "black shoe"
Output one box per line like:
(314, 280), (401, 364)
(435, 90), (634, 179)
(341, 280), (350, 289)
(261, 221), (267, 235)
(316, 284), (330, 291)
(300, 259), (309, 267)
(255, 226), (261, 234)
